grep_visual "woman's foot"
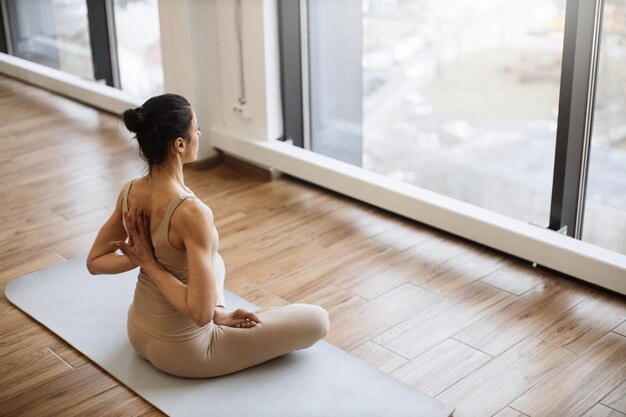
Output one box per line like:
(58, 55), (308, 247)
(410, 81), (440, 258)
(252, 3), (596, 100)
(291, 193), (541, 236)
(213, 307), (261, 328)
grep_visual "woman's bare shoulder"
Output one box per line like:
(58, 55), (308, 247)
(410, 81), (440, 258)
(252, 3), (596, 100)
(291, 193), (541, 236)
(171, 197), (214, 234)
(116, 177), (147, 210)
(119, 176), (144, 197)
(114, 178), (136, 212)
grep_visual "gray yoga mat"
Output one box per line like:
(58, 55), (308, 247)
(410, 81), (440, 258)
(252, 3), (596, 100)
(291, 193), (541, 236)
(6, 255), (455, 417)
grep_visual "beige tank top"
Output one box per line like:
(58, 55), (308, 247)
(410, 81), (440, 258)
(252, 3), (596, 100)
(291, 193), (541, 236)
(121, 178), (222, 341)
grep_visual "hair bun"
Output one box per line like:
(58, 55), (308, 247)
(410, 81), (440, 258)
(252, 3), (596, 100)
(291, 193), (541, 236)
(123, 107), (146, 134)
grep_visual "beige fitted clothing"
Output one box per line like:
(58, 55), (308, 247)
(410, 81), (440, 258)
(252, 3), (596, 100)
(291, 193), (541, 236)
(121, 179), (330, 378)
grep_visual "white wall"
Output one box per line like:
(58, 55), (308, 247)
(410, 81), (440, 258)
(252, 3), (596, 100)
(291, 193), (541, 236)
(213, 0), (283, 141)
(158, 0), (219, 160)
(158, 0), (282, 161)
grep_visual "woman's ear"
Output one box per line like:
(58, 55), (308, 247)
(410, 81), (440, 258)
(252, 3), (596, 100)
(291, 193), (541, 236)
(176, 137), (185, 152)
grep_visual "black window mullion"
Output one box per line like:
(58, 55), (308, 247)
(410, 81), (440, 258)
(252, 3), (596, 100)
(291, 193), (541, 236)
(86, 0), (118, 87)
(277, 0), (304, 147)
(549, 0), (604, 238)
(0, 1), (7, 54)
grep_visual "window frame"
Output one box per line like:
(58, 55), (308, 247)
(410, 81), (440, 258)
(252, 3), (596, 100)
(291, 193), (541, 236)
(86, 0), (120, 88)
(549, 0), (605, 239)
(0, 0), (7, 54)
(277, 0), (304, 147)
(282, 0), (608, 240)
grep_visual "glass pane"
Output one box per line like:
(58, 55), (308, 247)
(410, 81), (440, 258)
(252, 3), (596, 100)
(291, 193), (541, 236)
(6, 0), (94, 80)
(308, 1), (364, 166)
(582, 0), (626, 255)
(308, 0), (566, 227)
(113, 0), (164, 100)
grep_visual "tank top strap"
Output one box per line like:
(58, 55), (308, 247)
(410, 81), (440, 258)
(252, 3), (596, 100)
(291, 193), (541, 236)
(122, 179), (137, 214)
(152, 191), (196, 241)
(121, 179), (137, 233)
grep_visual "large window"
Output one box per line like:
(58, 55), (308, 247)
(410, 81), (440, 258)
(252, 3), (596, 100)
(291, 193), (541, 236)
(307, 0), (565, 227)
(0, 0), (163, 100)
(5, 0), (95, 80)
(282, 0), (625, 255)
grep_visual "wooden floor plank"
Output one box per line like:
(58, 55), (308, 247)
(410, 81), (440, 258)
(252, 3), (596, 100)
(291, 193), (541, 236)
(0, 364), (117, 417)
(370, 221), (437, 251)
(373, 281), (512, 359)
(224, 240), (333, 294)
(240, 286), (290, 309)
(325, 282), (443, 351)
(0, 208), (111, 263)
(48, 229), (100, 260)
(614, 321), (626, 337)
(537, 290), (626, 354)
(0, 302), (34, 334)
(61, 386), (163, 417)
(48, 342), (89, 370)
(418, 247), (507, 295)
(389, 234), (476, 283)
(602, 379), (626, 414)
(493, 407), (530, 417)
(480, 260), (546, 295)
(330, 246), (413, 300)
(0, 248), (66, 288)
(581, 404), (626, 417)
(435, 336), (575, 417)
(390, 338), (492, 398)
(349, 340), (409, 374)
(0, 349), (76, 405)
(454, 276), (590, 356)
(511, 333), (626, 417)
(310, 205), (398, 247)
(297, 283), (368, 321)
(261, 240), (388, 302)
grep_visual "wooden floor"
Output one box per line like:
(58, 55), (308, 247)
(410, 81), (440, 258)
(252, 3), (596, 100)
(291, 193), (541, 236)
(1, 74), (626, 417)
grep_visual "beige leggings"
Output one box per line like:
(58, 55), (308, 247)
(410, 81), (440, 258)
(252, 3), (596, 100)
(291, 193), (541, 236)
(128, 303), (330, 378)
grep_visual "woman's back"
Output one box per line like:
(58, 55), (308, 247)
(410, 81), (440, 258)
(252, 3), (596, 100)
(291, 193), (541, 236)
(122, 177), (194, 251)
(121, 178), (226, 342)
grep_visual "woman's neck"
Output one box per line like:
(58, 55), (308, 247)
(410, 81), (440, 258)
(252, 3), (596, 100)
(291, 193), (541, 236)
(146, 160), (188, 192)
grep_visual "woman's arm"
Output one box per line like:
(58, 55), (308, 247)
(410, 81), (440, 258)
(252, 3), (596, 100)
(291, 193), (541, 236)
(119, 200), (218, 326)
(86, 187), (137, 275)
(148, 200), (217, 326)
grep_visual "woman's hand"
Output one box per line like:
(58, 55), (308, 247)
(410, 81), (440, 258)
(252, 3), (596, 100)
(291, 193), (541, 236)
(110, 207), (158, 271)
(213, 307), (261, 328)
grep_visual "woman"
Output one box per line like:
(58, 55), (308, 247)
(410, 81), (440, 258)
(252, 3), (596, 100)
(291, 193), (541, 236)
(86, 93), (329, 378)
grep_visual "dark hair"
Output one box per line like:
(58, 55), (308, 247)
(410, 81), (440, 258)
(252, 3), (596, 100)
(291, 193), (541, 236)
(123, 93), (193, 172)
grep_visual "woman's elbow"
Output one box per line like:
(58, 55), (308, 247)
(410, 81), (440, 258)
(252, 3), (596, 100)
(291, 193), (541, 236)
(86, 257), (104, 275)
(86, 259), (98, 275)
(190, 309), (214, 327)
